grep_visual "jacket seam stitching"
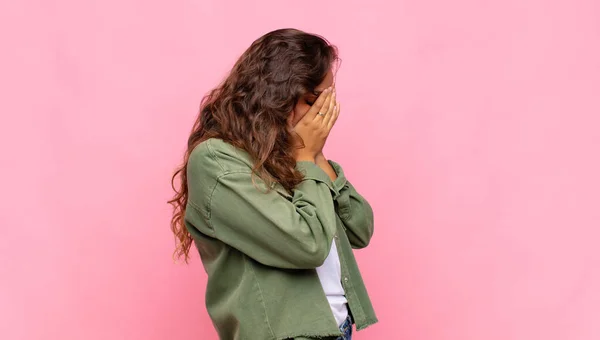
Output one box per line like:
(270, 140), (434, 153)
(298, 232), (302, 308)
(206, 171), (254, 232)
(206, 139), (226, 173)
(205, 178), (220, 232)
(247, 261), (277, 339)
(188, 199), (216, 235)
(345, 283), (367, 328)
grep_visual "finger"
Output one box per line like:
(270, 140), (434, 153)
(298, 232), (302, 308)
(327, 101), (340, 130)
(313, 90), (333, 122)
(322, 89), (336, 125)
(306, 88), (332, 120)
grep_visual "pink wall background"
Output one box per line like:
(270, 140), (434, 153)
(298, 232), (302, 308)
(1, 0), (599, 339)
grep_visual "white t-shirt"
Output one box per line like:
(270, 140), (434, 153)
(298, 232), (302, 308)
(315, 239), (349, 326)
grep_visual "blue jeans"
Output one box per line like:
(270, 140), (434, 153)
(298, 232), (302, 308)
(335, 315), (352, 340)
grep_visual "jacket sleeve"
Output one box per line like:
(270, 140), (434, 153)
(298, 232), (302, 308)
(188, 157), (338, 270)
(329, 161), (375, 249)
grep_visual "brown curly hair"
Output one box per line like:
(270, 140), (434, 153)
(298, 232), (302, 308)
(168, 28), (339, 262)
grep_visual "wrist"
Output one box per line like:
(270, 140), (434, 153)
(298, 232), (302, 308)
(314, 152), (337, 181)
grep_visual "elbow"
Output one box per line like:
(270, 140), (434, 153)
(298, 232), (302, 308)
(295, 242), (330, 269)
(351, 234), (371, 249)
(303, 248), (330, 268)
(351, 220), (374, 249)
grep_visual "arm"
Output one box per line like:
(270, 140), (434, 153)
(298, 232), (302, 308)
(316, 155), (375, 249)
(188, 154), (338, 269)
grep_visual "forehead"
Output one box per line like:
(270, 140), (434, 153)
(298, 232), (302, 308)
(314, 70), (335, 92)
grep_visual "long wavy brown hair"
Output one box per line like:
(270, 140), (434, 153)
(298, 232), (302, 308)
(169, 28), (339, 262)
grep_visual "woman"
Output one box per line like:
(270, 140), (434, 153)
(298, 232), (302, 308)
(169, 28), (377, 340)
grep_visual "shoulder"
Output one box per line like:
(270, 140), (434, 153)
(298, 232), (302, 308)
(187, 138), (256, 206)
(188, 138), (254, 178)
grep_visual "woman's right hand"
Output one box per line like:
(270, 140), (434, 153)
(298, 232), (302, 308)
(293, 87), (340, 162)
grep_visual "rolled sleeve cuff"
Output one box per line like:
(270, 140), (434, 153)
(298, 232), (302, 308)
(327, 160), (349, 192)
(296, 161), (335, 192)
(327, 160), (352, 217)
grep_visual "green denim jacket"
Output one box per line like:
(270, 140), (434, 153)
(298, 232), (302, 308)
(185, 138), (378, 340)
